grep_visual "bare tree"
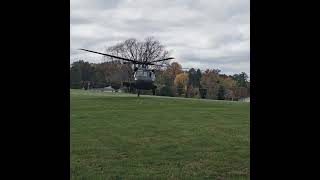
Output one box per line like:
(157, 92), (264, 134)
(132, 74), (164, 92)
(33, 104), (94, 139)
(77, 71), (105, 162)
(105, 37), (170, 65)
(100, 37), (172, 90)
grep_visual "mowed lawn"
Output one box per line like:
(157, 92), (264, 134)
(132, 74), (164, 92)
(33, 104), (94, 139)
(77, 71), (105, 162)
(70, 89), (250, 180)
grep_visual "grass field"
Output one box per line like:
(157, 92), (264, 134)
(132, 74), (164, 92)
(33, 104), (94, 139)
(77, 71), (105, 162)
(70, 89), (250, 180)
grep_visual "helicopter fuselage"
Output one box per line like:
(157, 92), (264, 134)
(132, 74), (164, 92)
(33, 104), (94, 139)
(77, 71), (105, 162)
(122, 68), (157, 95)
(134, 79), (155, 90)
(133, 69), (156, 90)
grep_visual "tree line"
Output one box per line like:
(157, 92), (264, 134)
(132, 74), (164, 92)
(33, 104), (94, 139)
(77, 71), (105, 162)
(71, 37), (249, 100)
(70, 60), (249, 101)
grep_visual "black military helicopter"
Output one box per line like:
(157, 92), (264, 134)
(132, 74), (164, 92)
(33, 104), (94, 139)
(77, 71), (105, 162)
(79, 48), (174, 96)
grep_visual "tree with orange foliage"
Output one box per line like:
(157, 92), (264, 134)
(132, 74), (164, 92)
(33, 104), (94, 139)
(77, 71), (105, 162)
(174, 73), (189, 96)
(168, 62), (183, 78)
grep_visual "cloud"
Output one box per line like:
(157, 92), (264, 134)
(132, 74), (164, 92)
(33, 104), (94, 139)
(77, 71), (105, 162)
(70, 0), (250, 76)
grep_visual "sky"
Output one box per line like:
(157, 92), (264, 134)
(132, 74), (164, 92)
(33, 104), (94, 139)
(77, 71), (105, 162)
(70, 0), (250, 76)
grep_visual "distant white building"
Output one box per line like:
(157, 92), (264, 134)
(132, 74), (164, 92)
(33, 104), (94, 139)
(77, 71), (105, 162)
(239, 97), (250, 102)
(103, 86), (113, 91)
(89, 85), (122, 92)
(103, 86), (122, 92)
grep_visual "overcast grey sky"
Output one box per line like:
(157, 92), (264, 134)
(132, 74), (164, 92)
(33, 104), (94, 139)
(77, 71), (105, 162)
(70, 0), (250, 76)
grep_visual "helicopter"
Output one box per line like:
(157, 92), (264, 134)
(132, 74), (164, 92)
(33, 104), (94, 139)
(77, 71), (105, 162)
(79, 48), (174, 96)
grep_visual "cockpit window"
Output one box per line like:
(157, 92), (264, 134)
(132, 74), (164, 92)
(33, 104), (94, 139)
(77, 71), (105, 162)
(135, 70), (153, 78)
(136, 71), (143, 76)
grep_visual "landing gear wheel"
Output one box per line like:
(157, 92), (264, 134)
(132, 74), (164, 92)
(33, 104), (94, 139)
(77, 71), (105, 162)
(137, 90), (140, 97)
(152, 88), (156, 95)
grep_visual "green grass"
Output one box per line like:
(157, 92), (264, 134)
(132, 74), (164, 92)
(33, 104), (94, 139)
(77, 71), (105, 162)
(70, 89), (250, 180)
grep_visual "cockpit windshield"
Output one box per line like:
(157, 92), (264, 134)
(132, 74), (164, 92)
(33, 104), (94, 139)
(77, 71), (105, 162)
(134, 70), (155, 81)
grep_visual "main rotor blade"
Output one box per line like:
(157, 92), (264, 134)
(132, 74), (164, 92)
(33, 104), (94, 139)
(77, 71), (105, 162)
(79, 49), (139, 63)
(150, 57), (174, 63)
(79, 48), (174, 65)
